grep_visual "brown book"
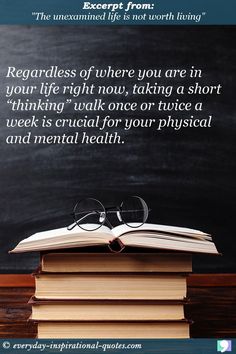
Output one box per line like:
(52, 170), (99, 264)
(37, 321), (190, 338)
(41, 253), (192, 273)
(30, 298), (186, 321)
(34, 273), (187, 300)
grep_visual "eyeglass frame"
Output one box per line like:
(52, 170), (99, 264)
(67, 196), (149, 231)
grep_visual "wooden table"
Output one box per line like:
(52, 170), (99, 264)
(0, 274), (235, 338)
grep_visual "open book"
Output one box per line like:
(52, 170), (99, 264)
(10, 223), (219, 254)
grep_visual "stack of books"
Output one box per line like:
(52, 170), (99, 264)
(32, 252), (191, 338)
(10, 223), (219, 338)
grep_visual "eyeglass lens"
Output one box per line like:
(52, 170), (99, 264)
(119, 196), (148, 228)
(73, 198), (105, 231)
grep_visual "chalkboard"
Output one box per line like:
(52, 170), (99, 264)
(0, 25), (235, 272)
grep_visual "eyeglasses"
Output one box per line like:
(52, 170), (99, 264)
(67, 196), (149, 231)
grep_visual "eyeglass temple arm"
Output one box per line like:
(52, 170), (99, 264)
(105, 218), (113, 229)
(105, 206), (117, 213)
(72, 206), (115, 227)
(67, 211), (99, 231)
(75, 209), (114, 229)
(67, 223), (76, 231)
(106, 206), (150, 212)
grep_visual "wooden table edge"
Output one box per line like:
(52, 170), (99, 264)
(0, 274), (236, 287)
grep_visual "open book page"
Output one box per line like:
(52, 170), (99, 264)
(119, 235), (218, 254)
(112, 223), (212, 240)
(10, 224), (113, 253)
(120, 231), (213, 244)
